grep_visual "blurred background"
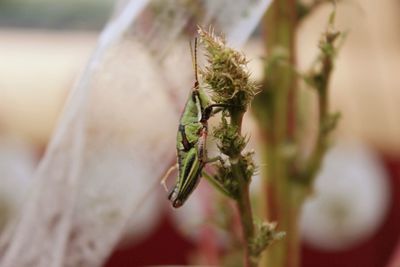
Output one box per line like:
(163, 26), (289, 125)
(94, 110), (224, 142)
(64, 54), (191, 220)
(0, 0), (399, 266)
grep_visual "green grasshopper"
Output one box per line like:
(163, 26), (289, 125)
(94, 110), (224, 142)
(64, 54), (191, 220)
(162, 38), (227, 208)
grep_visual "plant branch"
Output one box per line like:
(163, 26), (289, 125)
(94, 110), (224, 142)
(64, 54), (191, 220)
(231, 110), (256, 267)
(297, 0), (340, 22)
(298, 12), (343, 185)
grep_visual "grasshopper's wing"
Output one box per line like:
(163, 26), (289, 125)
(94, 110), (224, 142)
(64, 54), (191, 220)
(169, 147), (203, 207)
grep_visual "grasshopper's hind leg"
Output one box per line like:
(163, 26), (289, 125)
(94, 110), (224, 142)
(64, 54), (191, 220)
(202, 170), (233, 198)
(161, 163), (178, 192)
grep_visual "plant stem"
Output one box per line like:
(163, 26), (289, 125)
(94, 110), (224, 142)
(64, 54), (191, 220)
(230, 110), (256, 267)
(302, 32), (338, 183)
(236, 182), (255, 267)
(256, 0), (300, 266)
(199, 27), (265, 266)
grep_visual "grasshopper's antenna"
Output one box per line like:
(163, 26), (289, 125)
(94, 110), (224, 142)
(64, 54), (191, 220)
(189, 38), (199, 89)
(194, 37), (198, 86)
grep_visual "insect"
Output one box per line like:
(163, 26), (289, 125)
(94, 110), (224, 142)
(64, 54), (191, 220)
(162, 38), (227, 208)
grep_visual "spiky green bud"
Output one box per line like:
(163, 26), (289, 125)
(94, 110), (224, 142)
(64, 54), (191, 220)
(198, 27), (258, 110)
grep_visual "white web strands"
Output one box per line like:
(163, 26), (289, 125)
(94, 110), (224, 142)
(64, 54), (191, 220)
(0, 0), (271, 266)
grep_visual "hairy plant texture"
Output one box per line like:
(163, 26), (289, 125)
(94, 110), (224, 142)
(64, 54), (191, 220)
(199, 27), (282, 267)
(200, 28), (258, 109)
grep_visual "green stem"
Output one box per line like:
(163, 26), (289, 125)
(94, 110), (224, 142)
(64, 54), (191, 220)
(303, 89), (328, 180)
(230, 110), (256, 267)
(236, 180), (255, 267)
(301, 24), (342, 185)
(199, 27), (263, 266)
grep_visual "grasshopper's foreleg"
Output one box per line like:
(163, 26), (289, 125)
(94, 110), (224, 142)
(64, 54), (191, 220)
(202, 103), (237, 120)
(209, 107), (224, 117)
(161, 163), (178, 192)
(206, 103), (235, 110)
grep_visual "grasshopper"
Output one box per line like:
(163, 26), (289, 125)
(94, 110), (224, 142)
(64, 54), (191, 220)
(162, 38), (227, 208)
